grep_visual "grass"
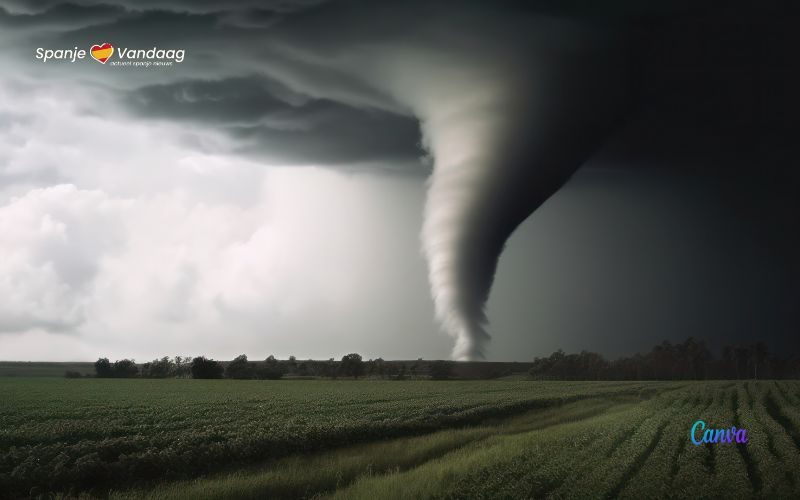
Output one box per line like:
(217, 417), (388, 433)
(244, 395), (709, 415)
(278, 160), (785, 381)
(113, 397), (626, 500)
(331, 382), (800, 500)
(0, 378), (662, 497)
(1, 379), (798, 499)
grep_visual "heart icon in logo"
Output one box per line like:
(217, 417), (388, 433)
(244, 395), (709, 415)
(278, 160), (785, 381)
(90, 43), (114, 64)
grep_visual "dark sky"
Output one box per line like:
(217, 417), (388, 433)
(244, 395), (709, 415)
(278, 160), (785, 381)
(0, 0), (797, 361)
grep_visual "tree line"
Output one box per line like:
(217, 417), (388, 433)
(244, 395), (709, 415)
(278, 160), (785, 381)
(84, 338), (798, 381)
(87, 353), (463, 380)
(528, 338), (800, 380)
(91, 354), (293, 379)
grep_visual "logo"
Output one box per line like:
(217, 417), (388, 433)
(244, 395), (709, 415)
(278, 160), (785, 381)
(90, 43), (114, 64)
(690, 420), (748, 446)
(35, 43), (185, 67)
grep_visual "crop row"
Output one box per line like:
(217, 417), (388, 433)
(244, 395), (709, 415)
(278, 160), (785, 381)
(406, 382), (800, 499)
(0, 379), (664, 497)
(432, 385), (694, 499)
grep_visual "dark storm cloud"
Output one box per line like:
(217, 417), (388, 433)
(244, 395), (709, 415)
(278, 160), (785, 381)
(0, 1), (422, 165)
(0, 3), (125, 29)
(0, 0), (322, 15)
(2, 0), (797, 359)
(56, 8), (222, 44)
(127, 76), (318, 124)
(128, 76), (422, 164)
(218, 8), (281, 29)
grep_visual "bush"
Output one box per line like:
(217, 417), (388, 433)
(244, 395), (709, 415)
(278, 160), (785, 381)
(340, 353), (364, 379)
(112, 359), (139, 378)
(141, 357), (175, 378)
(256, 355), (286, 380)
(94, 358), (113, 378)
(191, 357), (224, 379)
(94, 358), (139, 378)
(225, 354), (254, 379)
(64, 371), (83, 379)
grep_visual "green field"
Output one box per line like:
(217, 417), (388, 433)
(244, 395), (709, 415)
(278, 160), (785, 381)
(2, 379), (799, 499)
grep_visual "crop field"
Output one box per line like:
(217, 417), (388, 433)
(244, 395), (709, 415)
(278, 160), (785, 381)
(1, 379), (799, 499)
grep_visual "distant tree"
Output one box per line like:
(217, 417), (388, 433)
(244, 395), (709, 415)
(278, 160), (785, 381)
(64, 370), (82, 378)
(322, 358), (338, 379)
(340, 353), (364, 379)
(257, 355), (286, 380)
(524, 338), (793, 381)
(722, 345), (736, 379)
(286, 355), (297, 375)
(173, 356), (192, 378)
(429, 360), (455, 380)
(790, 356), (800, 379)
(141, 356), (174, 378)
(681, 337), (711, 380)
(94, 358), (113, 378)
(191, 356), (224, 379)
(374, 358), (385, 379)
(396, 363), (407, 381)
(735, 346), (750, 379)
(225, 354), (254, 379)
(578, 351), (608, 380)
(652, 341), (675, 379)
(112, 359), (139, 378)
(528, 358), (548, 380)
(751, 342), (768, 379)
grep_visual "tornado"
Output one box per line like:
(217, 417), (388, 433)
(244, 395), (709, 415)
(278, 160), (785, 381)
(373, 14), (628, 359)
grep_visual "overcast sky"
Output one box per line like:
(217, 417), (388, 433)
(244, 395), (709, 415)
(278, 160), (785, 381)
(0, 1), (797, 361)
